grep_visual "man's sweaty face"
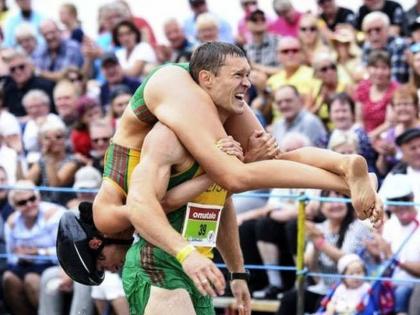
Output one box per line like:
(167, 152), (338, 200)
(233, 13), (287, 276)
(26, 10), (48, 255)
(96, 244), (127, 272)
(210, 56), (251, 115)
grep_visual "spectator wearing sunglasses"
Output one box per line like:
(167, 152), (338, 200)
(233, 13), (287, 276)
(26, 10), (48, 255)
(244, 9), (280, 77)
(317, 0), (355, 32)
(311, 52), (352, 130)
(3, 180), (64, 315)
(267, 36), (322, 116)
(297, 13), (331, 66)
(88, 119), (114, 174)
(61, 66), (87, 96)
(2, 50), (54, 118)
(361, 12), (409, 84)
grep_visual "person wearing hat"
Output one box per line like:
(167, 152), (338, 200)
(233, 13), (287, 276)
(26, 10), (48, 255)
(369, 174), (420, 315)
(244, 9), (280, 76)
(99, 52), (140, 108)
(325, 254), (370, 315)
(380, 128), (420, 204)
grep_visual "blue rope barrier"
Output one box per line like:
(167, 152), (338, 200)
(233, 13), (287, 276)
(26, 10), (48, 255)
(2, 184), (420, 206)
(215, 263), (298, 271)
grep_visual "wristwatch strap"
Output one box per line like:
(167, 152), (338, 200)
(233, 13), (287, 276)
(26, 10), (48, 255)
(229, 270), (250, 282)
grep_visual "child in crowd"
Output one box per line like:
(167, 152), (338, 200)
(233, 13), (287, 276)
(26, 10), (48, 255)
(325, 254), (370, 315)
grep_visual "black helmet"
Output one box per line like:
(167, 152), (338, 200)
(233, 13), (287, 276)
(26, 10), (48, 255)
(56, 208), (105, 285)
(57, 202), (135, 286)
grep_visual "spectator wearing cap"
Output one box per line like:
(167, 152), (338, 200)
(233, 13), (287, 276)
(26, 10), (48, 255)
(34, 19), (84, 82)
(370, 174), (420, 315)
(71, 97), (103, 157)
(158, 18), (194, 63)
(89, 119), (114, 174)
(324, 254), (370, 315)
(355, 0), (406, 36)
(107, 85), (132, 129)
(112, 20), (157, 80)
(244, 9), (279, 76)
(407, 1), (420, 32)
(99, 52), (140, 108)
(317, 0), (355, 32)
(3, 180), (65, 315)
(2, 50), (55, 118)
(183, 0), (234, 44)
(67, 166), (102, 210)
(380, 128), (420, 204)
(3, 0), (44, 48)
(268, 0), (302, 38)
(331, 27), (364, 83)
(236, 0), (260, 45)
(361, 11), (409, 84)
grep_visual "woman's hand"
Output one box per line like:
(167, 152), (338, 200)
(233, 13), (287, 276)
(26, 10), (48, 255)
(217, 136), (244, 161)
(305, 221), (324, 241)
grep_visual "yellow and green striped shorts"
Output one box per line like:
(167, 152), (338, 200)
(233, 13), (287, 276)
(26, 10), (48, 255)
(103, 142), (141, 195)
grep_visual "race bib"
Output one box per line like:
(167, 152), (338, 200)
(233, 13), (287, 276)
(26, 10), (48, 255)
(181, 202), (223, 247)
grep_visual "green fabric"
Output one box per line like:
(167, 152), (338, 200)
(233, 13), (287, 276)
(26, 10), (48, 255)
(122, 161), (215, 314)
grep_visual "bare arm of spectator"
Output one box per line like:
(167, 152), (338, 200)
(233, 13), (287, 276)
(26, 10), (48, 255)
(25, 163), (41, 183)
(81, 36), (103, 80)
(399, 261), (420, 278)
(37, 69), (66, 82)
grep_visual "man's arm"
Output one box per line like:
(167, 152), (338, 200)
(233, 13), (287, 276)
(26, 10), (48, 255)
(126, 123), (225, 297)
(217, 197), (251, 314)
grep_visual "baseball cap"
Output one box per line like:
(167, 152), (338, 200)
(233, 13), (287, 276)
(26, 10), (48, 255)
(395, 128), (420, 146)
(337, 254), (363, 274)
(379, 174), (413, 201)
(73, 166), (102, 189)
(101, 53), (119, 67)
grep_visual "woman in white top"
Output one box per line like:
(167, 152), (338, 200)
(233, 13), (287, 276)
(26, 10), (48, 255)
(112, 20), (156, 79)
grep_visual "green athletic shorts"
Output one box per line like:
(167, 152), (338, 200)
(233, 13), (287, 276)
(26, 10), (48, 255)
(122, 210), (215, 315)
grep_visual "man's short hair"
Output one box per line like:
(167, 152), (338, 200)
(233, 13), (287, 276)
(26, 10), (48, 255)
(276, 84), (300, 97)
(189, 42), (247, 82)
(362, 11), (390, 30)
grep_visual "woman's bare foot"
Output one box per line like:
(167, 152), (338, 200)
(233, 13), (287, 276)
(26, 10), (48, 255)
(344, 155), (382, 221)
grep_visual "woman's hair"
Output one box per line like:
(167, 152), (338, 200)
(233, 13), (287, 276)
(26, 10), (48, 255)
(328, 92), (356, 117)
(392, 85), (419, 114)
(22, 89), (50, 109)
(39, 118), (66, 136)
(61, 3), (78, 18)
(367, 49), (391, 68)
(320, 190), (355, 248)
(112, 20), (141, 46)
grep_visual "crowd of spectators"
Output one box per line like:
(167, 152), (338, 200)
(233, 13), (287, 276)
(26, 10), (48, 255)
(0, 0), (419, 314)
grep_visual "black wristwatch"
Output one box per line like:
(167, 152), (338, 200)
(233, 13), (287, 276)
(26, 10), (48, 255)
(229, 270), (250, 282)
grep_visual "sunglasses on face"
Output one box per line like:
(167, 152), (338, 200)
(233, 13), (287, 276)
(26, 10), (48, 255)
(317, 0), (331, 4)
(10, 63), (26, 73)
(92, 137), (110, 144)
(68, 74), (83, 82)
(250, 16), (266, 23)
(279, 48), (300, 55)
(15, 195), (37, 207)
(300, 26), (317, 32)
(365, 27), (382, 35)
(318, 64), (337, 73)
